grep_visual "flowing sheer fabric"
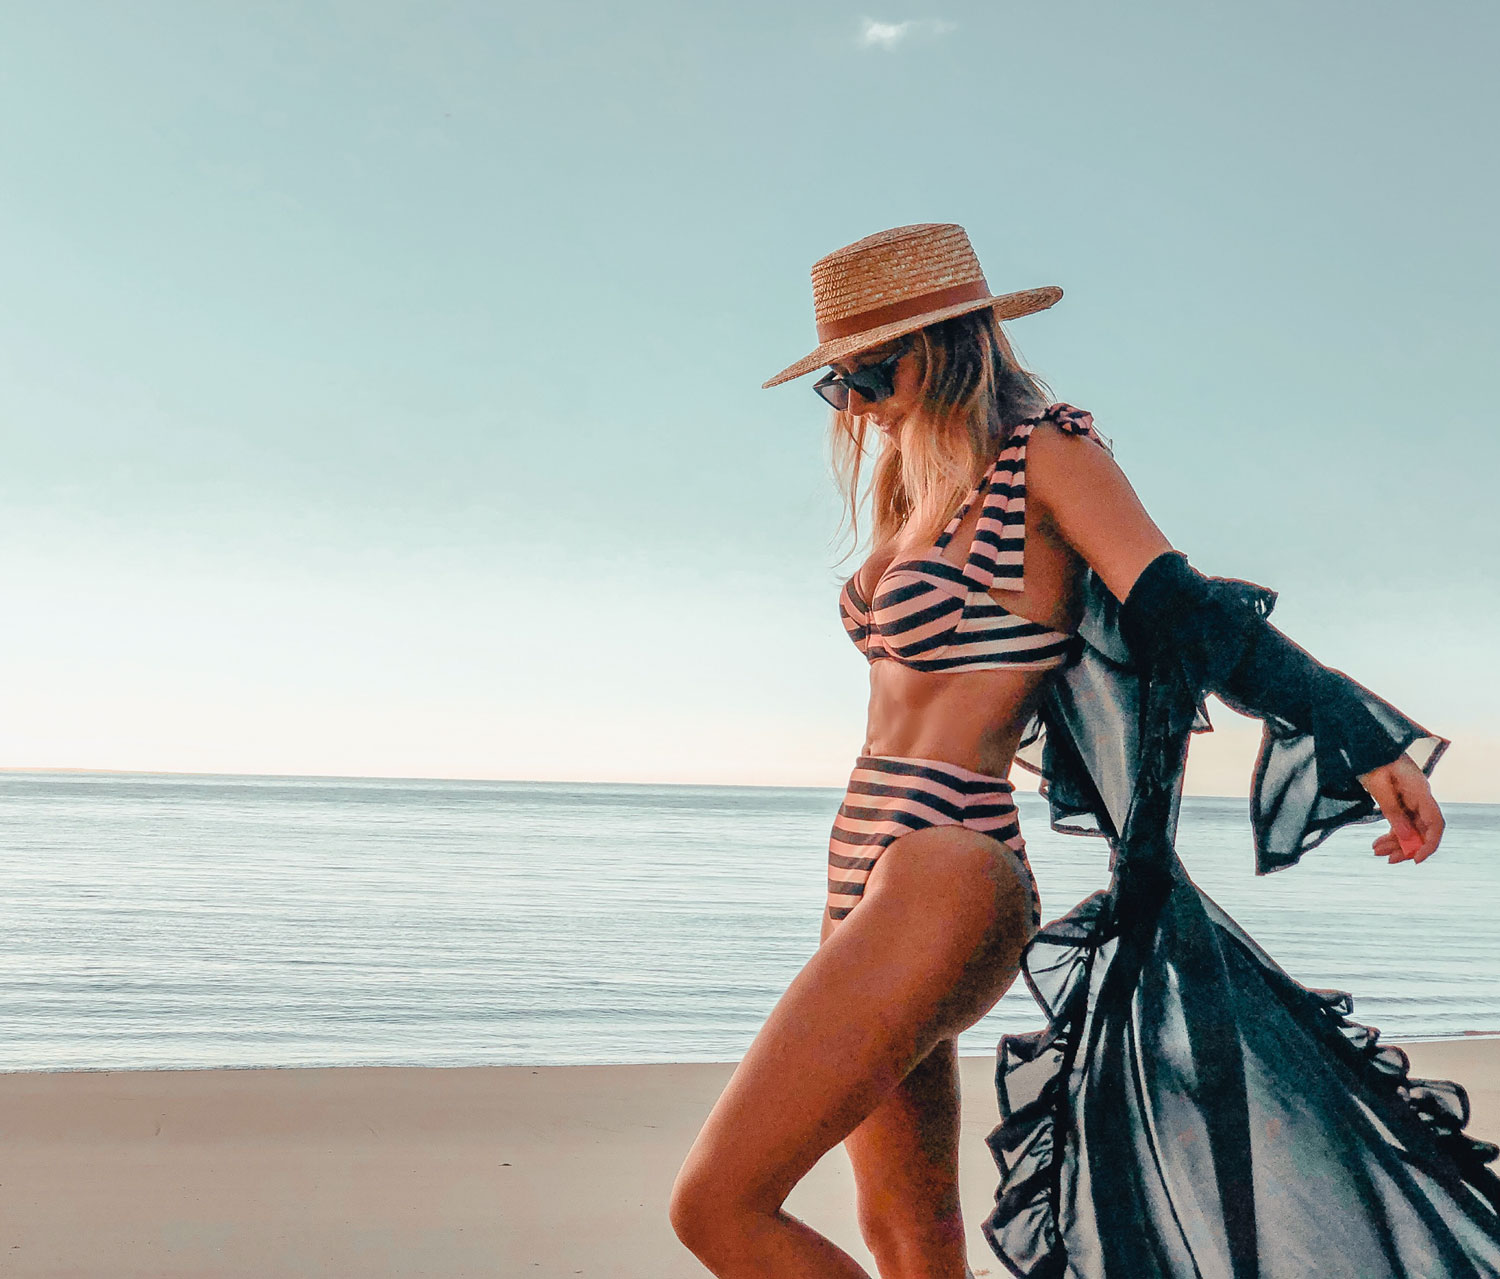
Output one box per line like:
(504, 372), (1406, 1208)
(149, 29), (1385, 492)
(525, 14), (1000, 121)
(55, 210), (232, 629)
(984, 570), (1500, 1278)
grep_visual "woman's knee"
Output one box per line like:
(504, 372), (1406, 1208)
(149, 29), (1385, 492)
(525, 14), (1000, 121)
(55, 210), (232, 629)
(668, 1144), (776, 1255)
(668, 1160), (727, 1254)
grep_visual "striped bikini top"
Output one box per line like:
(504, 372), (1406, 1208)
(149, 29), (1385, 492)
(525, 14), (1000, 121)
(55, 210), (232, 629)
(839, 402), (1104, 673)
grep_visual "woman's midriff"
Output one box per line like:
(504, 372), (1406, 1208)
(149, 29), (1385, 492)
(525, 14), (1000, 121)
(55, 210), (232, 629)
(860, 660), (1057, 780)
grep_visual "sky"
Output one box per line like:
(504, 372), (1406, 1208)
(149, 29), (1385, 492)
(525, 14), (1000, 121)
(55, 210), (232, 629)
(1, 1), (1497, 797)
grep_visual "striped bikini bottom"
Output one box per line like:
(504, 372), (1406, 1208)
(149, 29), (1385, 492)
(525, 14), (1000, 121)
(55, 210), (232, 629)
(827, 754), (1041, 931)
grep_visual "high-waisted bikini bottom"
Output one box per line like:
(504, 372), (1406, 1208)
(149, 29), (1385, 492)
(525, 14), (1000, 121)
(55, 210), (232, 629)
(826, 754), (1041, 930)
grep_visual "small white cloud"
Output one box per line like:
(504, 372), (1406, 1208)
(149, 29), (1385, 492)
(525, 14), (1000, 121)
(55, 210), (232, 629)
(860, 19), (912, 48)
(858, 17), (956, 49)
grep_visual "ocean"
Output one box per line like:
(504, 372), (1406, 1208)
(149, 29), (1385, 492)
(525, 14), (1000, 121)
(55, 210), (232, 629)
(1, 772), (1496, 1073)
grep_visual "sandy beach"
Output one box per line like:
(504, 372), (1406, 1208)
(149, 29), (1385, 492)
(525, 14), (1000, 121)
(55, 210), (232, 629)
(0, 1041), (1495, 1278)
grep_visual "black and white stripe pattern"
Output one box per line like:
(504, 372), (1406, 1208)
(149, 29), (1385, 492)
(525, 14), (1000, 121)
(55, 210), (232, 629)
(838, 402), (1103, 673)
(827, 754), (1041, 928)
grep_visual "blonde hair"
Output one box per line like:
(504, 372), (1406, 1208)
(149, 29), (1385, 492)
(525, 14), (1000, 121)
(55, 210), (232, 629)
(830, 308), (1056, 566)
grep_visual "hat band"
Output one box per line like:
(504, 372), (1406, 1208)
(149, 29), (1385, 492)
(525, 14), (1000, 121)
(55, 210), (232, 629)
(815, 279), (992, 343)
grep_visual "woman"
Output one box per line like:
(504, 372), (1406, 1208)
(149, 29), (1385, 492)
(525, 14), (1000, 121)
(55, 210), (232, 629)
(668, 223), (1471, 1279)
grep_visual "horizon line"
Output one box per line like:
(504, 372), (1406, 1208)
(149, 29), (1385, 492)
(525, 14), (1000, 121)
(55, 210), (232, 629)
(3, 765), (1494, 807)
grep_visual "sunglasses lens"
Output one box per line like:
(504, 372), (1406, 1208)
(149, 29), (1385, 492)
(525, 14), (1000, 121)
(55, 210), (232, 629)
(846, 364), (894, 402)
(815, 344), (906, 411)
(814, 378), (849, 410)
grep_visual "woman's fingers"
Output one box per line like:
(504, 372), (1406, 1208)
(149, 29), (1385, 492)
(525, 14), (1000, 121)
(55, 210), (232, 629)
(1406, 776), (1445, 862)
(1363, 768), (1420, 860)
(1363, 758), (1445, 864)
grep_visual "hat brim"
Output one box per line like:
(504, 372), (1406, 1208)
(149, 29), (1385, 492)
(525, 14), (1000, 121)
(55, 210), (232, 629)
(761, 286), (1064, 389)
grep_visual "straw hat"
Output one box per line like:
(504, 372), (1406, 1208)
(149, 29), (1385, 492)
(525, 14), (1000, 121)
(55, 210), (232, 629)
(762, 223), (1062, 389)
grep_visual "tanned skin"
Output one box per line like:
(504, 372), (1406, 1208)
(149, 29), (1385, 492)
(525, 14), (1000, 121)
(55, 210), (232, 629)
(669, 340), (1443, 1279)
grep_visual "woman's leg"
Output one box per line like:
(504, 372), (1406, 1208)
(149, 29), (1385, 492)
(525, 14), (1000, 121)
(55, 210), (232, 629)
(668, 826), (1033, 1278)
(837, 856), (1038, 1278)
(842, 1035), (966, 1278)
(821, 903), (973, 1278)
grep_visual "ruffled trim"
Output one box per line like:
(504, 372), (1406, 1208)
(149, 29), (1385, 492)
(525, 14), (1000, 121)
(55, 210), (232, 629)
(1012, 696), (1216, 844)
(1249, 692), (1452, 873)
(982, 899), (1500, 1277)
(982, 894), (1112, 1277)
(986, 560), (1487, 1274)
(1294, 985), (1500, 1209)
(1010, 708), (1112, 840)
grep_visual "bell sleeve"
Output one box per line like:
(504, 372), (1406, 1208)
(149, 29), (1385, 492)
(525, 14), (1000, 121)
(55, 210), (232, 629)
(1019, 561), (1449, 875)
(1233, 669), (1448, 872)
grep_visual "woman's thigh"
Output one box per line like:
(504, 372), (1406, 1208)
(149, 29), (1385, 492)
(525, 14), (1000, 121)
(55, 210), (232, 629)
(824, 833), (1034, 1247)
(673, 826), (1032, 1217)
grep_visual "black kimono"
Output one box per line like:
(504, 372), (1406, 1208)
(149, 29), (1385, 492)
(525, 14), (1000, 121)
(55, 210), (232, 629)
(983, 567), (1500, 1278)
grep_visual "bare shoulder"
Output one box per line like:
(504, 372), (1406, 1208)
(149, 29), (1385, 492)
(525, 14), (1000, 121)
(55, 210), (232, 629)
(1026, 415), (1115, 472)
(1025, 418), (1134, 519)
(1025, 418), (1174, 602)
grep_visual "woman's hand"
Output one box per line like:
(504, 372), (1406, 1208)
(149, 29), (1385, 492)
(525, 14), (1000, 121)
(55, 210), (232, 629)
(1358, 754), (1445, 864)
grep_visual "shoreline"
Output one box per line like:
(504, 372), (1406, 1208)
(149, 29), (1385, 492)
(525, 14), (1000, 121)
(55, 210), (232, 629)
(5, 1030), (1500, 1077)
(2, 1042), (1497, 1277)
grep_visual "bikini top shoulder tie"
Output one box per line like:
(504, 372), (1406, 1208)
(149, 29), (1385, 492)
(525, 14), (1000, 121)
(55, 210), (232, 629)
(839, 401), (1106, 673)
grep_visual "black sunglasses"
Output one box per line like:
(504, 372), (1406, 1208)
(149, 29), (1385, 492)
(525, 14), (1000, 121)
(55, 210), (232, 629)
(812, 341), (910, 411)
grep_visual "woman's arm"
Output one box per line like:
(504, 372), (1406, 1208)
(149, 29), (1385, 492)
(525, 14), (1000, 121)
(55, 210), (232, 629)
(1026, 422), (1175, 604)
(1117, 551), (1446, 863)
(1027, 421), (1445, 864)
